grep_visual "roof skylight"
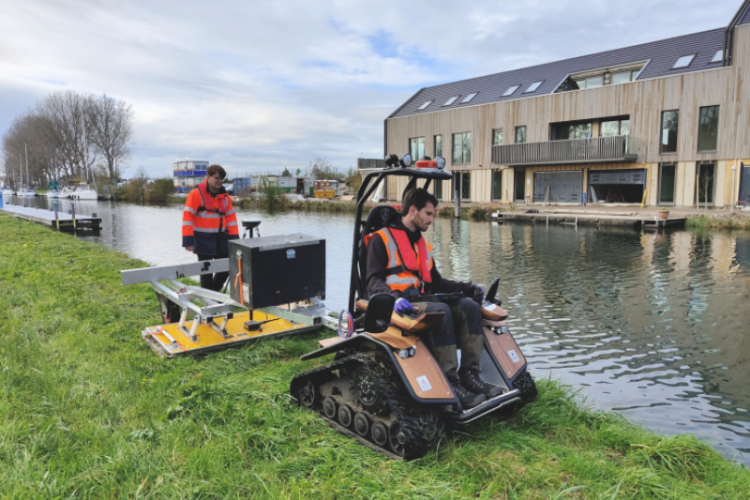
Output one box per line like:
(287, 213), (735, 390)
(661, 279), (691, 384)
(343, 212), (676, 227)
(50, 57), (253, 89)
(418, 100), (433, 110)
(443, 96), (459, 106)
(711, 50), (723, 63)
(524, 81), (543, 93)
(461, 92), (478, 103)
(503, 84), (520, 97)
(673, 54), (695, 69)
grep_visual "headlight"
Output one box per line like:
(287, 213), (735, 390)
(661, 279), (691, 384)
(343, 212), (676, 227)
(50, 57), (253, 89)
(435, 157), (446, 170)
(338, 310), (354, 338)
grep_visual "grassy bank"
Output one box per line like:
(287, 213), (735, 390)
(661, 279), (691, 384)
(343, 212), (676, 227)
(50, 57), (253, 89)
(1, 213), (749, 499)
(686, 215), (750, 230)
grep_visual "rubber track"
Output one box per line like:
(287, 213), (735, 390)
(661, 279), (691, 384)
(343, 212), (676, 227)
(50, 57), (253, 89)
(512, 370), (538, 406)
(290, 353), (445, 460)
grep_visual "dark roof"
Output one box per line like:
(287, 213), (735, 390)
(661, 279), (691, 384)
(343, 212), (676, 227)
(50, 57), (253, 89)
(390, 28), (725, 119)
(740, 3), (750, 24)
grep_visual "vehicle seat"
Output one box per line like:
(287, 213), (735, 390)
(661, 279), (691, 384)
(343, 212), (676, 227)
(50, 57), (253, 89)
(359, 205), (400, 298)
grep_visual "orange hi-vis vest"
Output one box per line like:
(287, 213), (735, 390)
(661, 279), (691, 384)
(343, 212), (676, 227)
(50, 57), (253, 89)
(369, 227), (434, 293)
(182, 182), (239, 254)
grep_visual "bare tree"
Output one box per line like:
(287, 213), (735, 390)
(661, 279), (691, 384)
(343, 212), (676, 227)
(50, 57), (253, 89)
(2, 113), (59, 189)
(87, 95), (132, 181)
(37, 91), (98, 183)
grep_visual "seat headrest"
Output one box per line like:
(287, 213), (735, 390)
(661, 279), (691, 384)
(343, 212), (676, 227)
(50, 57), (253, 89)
(364, 205), (400, 235)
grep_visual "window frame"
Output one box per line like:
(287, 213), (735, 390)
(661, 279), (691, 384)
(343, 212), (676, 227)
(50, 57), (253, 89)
(657, 162), (677, 205)
(443, 96), (459, 106)
(491, 169), (503, 201)
(409, 136), (425, 161)
(697, 105), (720, 153)
(672, 54), (696, 69)
(660, 110), (679, 155)
(710, 50), (723, 64)
(492, 128), (504, 146)
(434, 134), (443, 159)
(461, 92), (478, 103)
(417, 100), (433, 110)
(524, 81), (544, 93)
(515, 126), (527, 144)
(452, 132), (472, 165)
(502, 84), (520, 97)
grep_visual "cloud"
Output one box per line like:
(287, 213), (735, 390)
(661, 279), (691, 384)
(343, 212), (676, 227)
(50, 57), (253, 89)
(0, 0), (739, 177)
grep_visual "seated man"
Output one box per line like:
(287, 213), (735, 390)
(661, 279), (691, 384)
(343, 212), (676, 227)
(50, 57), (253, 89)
(366, 188), (505, 408)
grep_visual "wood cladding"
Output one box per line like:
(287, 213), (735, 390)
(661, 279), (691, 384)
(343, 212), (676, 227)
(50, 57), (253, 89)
(384, 25), (750, 207)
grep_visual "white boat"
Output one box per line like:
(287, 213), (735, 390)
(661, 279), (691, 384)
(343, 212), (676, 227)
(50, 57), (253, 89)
(65, 184), (98, 200)
(46, 189), (60, 198)
(17, 187), (36, 197)
(0, 187), (14, 196)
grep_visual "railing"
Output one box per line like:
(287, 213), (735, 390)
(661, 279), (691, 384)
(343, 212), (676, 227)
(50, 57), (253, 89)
(492, 135), (638, 166)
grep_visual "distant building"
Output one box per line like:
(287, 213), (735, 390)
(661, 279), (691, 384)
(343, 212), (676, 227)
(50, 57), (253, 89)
(233, 175), (313, 196)
(173, 160), (208, 193)
(385, 0), (750, 207)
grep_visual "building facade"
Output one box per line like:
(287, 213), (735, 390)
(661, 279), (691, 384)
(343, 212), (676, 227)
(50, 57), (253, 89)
(173, 160), (208, 193)
(385, 1), (750, 208)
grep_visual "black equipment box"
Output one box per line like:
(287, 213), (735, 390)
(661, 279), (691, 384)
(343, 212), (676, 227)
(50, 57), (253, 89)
(229, 234), (325, 309)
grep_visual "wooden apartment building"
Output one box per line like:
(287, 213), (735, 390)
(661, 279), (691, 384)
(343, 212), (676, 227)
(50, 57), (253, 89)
(384, 1), (750, 207)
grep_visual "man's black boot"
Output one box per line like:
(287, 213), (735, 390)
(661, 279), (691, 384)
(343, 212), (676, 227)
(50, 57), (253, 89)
(459, 366), (506, 398)
(447, 374), (486, 408)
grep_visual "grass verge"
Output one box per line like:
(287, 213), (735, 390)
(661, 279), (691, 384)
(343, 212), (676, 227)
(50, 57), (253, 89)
(1, 212), (748, 499)
(686, 215), (750, 230)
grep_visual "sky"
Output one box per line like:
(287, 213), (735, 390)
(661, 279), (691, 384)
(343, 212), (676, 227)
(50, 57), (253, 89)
(0, 0), (743, 179)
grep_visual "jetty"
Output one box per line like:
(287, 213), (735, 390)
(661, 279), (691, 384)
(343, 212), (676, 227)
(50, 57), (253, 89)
(492, 210), (686, 231)
(1, 205), (101, 232)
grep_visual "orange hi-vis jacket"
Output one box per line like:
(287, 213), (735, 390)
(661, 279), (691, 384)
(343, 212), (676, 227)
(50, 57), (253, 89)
(368, 227), (434, 294)
(182, 182), (239, 256)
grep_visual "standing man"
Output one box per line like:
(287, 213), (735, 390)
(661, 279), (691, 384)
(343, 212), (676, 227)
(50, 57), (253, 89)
(182, 164), (239, 291)
(366, 188), (505, 409)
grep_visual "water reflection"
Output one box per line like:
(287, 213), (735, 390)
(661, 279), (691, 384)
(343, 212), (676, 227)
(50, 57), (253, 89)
(4, 195), (750, 463)
(431, 220), (750, 464)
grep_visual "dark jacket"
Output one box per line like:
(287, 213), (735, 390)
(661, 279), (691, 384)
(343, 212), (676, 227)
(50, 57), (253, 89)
(365, 222), (473, 299)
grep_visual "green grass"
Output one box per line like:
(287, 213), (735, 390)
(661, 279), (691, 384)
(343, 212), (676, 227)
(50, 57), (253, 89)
(1, 212), (748, 499)
(686, 215), (750, 230)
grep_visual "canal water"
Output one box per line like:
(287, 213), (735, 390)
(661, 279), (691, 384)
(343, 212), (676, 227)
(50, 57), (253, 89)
(6, 195), (750, 464)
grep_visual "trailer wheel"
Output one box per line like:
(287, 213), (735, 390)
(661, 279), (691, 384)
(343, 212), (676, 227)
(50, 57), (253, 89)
(156, 293), (181, 324)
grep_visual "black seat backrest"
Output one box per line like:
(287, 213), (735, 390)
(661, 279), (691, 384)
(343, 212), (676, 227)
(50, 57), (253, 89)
(358, 205), (401, 299)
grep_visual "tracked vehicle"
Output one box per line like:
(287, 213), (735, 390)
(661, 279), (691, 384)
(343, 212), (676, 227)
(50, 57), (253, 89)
(291, 154), (537, 460)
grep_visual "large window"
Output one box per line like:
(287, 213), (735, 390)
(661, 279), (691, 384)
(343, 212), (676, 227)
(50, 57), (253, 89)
(600, 118), (630, 137)
(698, 106), (719, 152)
(434, 135), (443, 158)
(492, 128), (504, 146)
(515, 126), (527, 144)
(409, 137), (425, 161)
(551, 121), (591, 140)
(696, 162), (716, 206)
(452, 172), (471, 200)
(658, 163), (677, 204)
(660, 110), (679, 154)
(452, 132), (471, 164)
(492, 170), (503, 200)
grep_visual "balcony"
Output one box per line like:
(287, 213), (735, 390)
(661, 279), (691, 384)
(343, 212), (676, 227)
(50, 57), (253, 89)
(492, 135), (638, 166)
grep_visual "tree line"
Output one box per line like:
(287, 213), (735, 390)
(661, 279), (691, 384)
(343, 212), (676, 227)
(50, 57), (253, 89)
(2, 91), (133, 189)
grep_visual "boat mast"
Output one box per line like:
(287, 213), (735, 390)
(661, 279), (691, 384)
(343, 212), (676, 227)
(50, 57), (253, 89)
(25, 143), (29, 190)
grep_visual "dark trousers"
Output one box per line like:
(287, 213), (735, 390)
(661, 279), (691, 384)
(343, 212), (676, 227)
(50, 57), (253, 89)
(413, 298), (485, 375)
(198, 254), (229, 292)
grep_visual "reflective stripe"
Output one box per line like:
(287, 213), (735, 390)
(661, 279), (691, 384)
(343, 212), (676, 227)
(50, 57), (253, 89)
(182, 221), (193, 226)
(381, 229), (401, 269)
(184, 207), (196, 215)
(226, 221), (237, 228)
(386, 275), (420, 286)
(193, 227), (221, 233)
(225, 209), (235, 216)
(196, 212), (221, 219)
